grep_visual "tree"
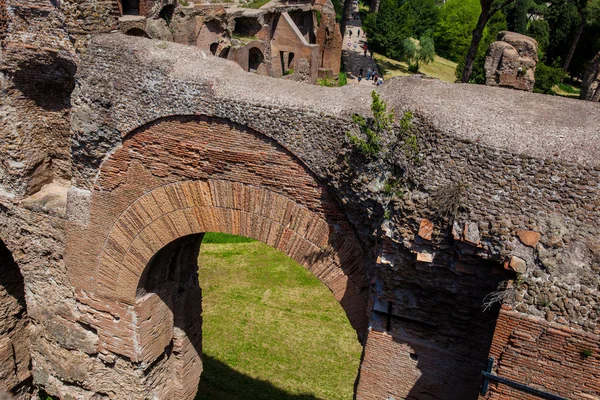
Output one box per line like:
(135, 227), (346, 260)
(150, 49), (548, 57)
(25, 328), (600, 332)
(401, 36), (436, 71)
(363, 0), (439, 60)
(563, 0), (595, 71)
(460, 0), (516, 83)
(505, 0), (530, 33)
(434, 0), (481, 62)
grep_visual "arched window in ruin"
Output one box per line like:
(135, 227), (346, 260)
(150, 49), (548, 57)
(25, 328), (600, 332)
(218, 47), (230, 59)
(209, 42), (218, 56)
(121, 0), (140, 15)
(125, 28), (150, 37)
(248, 47), (264, 72)
(159, 4), (175, 25)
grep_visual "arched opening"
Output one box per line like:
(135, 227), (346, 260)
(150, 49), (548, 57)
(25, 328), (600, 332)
(218, 47), (230, 59)
(248, 47), (264, 72)
(125, 27), (149, 37)
(159, 4), (175, 25)
(68, 115), (369, 399)
(121, 0), (140, 15)
(0, 240), (30, 395)
(233, 17), (262, 38)
(209, 42), (218, 56)
(139, 232), (361, 398)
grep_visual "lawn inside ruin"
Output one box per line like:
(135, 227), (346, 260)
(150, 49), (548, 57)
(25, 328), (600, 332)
(196, 233), (362, 400)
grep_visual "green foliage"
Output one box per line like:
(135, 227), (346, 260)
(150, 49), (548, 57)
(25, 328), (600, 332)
(400, 111), (418, 161)
(383, 208), (392, 220)
(315, 10), (322, 26)
(362, 0), (439, 60)
(455, 10), (507, 83)
(581, 348), (593, 358)
(346, 91), (394, 160)
(317, 77), (336, 86)
(528, 19), (550, 54)
(331, 0), (343, 22)
(434, 0), (481, 62)
(534, 60), (566, 94)
(243, 0), (271, 9)
(179, 0), (189, 6)
(283, 68), (294, 75)
(338, 69), (348, 86)
(557, 82), (580, 94)
(505, 0), (530, 34)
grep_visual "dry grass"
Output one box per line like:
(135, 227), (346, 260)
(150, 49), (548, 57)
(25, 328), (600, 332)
(196, 233), (362, 400)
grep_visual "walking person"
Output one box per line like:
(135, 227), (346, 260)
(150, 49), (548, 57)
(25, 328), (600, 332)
(372, 72), (378, 84)
(363, 43), (368, 57)
(358, 67), (363, 82)
(367, 67), (372, 80)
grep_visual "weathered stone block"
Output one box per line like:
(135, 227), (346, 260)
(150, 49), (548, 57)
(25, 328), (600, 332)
(485, 31), (538, 91)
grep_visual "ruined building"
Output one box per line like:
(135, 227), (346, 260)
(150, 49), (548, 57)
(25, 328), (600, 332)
(112, 0), (343, 82)
(1, 1), (599, 399)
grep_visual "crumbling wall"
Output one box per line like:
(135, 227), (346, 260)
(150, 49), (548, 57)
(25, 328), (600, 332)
(0, 241), (30, 397)
(0, 0), (77, 197)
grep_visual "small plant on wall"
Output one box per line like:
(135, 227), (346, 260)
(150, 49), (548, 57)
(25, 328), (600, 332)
(346, 91), (393, 160)
(581, 348), (593, 359)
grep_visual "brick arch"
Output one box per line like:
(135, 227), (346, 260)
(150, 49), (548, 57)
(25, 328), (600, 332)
(97, 179), (368, 333)
(71, 114), (369, 338)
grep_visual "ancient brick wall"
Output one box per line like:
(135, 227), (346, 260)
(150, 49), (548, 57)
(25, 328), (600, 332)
(0, 25), (599, 399)
(55, 115), (370, 399)
(482, 308), (600, 400)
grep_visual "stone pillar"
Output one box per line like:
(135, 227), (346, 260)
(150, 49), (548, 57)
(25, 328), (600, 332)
(484, 31), (538, 91)
(581, 51), (600, 102)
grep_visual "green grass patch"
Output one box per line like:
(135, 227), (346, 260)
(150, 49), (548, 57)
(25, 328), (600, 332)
(372, 52), (457, 83)
(243, 0), (271, 8)
(553, 82), (580, 97)
(202, 232), (256, 244)
(196, 239), (362, 400)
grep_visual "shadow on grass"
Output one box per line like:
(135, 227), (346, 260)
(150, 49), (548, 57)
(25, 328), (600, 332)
(196, 354), (323, 400)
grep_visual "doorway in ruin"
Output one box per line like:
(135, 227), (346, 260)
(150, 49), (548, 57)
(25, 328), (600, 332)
(139, 232), (362, 399)
(121, 0), (140, 15)
(0, 240), (31, 395)
(209, 43), (218, 56)
(248, 47), (264, 72)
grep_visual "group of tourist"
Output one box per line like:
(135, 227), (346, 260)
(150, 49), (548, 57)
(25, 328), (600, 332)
(358, 67), (384, 86)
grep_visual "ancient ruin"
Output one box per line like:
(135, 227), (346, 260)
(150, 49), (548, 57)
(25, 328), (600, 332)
(1, 1), (600, 399)
(484, 31), (538, 91)
(111, 0), (343, 82)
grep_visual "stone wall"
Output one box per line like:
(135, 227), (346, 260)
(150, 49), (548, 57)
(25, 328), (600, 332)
(0, 0), (77, 197)
(57, 34), (600, 399)
(0, 241), (30, 396)
(0, 20), (599, 399)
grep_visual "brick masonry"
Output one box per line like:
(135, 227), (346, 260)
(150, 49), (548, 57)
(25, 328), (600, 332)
(62, 115), (370, 398)
(1, 10), (600, 398)
(483, 307), (600, 400)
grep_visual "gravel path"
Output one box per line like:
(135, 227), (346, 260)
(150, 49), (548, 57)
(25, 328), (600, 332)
(341, 3), (380, 86)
